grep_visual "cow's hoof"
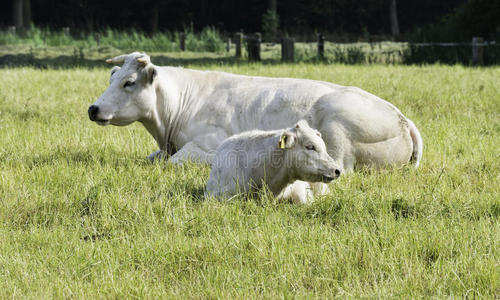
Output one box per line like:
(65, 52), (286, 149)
(147, 150), (167, 163)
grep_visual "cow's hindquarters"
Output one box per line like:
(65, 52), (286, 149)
(309, 90), (416, 171)
(352, 133), (413, 169)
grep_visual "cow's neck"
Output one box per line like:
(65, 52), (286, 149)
(141, 67), (202, 154)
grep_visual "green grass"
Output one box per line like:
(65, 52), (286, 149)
(0, 63), (499, 298)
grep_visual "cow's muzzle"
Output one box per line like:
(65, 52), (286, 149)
(88, 105), (110, 125)
(88, 105), (99, 121)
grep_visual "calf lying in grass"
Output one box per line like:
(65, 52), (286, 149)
(206, 120), (341, 203)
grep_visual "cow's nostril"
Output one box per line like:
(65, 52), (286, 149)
(334, 169), (341, 177)
(88, 105), (99, 121)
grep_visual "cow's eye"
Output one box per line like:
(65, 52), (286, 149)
(305, 144), (316, 151)
(123, 80), (135, 88)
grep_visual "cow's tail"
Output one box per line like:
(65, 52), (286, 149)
(407, 118), (423, 168)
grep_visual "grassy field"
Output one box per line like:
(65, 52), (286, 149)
(0, 61), (499, 298)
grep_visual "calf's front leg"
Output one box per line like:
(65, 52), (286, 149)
(279, 181), (314, 204)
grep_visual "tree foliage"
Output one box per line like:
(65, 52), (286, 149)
(2, 0), (499, 41)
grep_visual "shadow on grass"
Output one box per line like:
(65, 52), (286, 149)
(27, 148), (148, 169)
(159, 187), (206, 203)
(0, 53), (283, 68)
(0, 54), (106, 69)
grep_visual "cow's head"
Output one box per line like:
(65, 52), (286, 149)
(88, 52), (157, 126)
(281, 120), (341, 183)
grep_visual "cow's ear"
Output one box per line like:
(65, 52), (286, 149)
(279, 131), (296, 149)
(110, 66), (120, 84)
(148, 67), (157, 84)
(110, 66), (120, 77)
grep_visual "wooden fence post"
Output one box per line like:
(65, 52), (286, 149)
(472, 37), (484, 66)
(318, 34), (325, 59)
(247, 33), (261, 62)
(95, 33), (101, 47)
(180, 32), (186, 51)
(234, 32), (243, 57)
(226, 37), (231, 52)
(281, 37), (295, 62)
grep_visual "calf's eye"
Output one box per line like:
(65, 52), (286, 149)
(124, 80), (135, 88)
(305, 145), (316, 151)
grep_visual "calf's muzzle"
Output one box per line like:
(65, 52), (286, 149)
(321, 168), (342, 183)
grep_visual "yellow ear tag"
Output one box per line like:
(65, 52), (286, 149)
(279, 135), (286, 149)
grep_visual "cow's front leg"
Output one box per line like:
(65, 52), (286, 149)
(168, 142), (214, 165)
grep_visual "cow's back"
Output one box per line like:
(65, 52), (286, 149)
(203, 73), (341, 133)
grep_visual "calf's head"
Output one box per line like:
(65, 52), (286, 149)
(280, 120), (341, 183)
(88, 52), (157, 126)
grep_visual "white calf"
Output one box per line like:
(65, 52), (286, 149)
(206, 120), (341, 204)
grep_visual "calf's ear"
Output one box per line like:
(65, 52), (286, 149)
(279, 131), (296, 149)
(295, 120), (309, 129)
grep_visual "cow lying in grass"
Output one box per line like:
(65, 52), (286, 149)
(88, 52), (423, 173)
(206, 120), (340, 204)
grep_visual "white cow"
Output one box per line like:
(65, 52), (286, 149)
(88, 52), (423, 173)
(206, 120), (340, 203)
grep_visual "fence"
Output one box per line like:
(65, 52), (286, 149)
(402, 40), (500, 65)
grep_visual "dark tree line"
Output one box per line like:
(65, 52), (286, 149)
(3, 0), (500, 41)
